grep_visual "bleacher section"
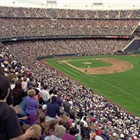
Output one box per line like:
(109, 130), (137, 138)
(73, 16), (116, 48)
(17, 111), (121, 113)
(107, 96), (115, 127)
(0, 7), (139, 54)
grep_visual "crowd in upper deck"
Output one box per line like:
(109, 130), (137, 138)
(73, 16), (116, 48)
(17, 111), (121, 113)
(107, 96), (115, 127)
(0, 7), (139, 19)
(0, 18), (138, 39)
(0, 6), (139, 39)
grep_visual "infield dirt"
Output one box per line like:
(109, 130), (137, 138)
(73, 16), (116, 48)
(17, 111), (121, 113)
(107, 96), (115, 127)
(59, 58), (133, 74)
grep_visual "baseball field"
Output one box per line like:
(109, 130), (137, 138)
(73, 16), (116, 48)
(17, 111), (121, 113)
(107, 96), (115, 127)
(45, 55), (140, 117)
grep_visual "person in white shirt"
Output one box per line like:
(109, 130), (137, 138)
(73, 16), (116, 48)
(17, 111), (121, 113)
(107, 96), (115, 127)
(40, 84), (50, 105)
(21, 77), (28, 96)
(80, 116), (88, 127)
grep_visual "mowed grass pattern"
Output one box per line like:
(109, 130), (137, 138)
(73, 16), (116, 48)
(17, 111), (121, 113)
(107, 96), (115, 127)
(46, 55), (140, 117)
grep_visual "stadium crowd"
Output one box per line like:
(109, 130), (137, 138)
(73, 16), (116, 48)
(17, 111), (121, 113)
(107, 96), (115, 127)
(0, 40), (140, 140)
(0, 18), (139, 38)
(0, 5), (140, 140)
(4, 39), (130, 58)
(0, 7), (139, 19)
(0, 7), (139, 39)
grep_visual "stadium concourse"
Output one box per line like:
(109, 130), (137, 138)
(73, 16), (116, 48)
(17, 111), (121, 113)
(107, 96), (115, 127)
(0, 6), (140, 140)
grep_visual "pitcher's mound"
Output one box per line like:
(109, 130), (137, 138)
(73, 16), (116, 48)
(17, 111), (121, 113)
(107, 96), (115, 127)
(84, 62), (91, 64)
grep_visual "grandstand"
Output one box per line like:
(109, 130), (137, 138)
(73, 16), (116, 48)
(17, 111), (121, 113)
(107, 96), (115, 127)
(0, 1), (140, 140)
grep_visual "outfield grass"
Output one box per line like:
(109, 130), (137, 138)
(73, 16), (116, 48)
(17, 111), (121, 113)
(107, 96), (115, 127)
(46, 55), (140, 117)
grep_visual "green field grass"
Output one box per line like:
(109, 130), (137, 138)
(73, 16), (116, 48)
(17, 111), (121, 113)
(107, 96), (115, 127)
(46, 55), (140, 117)
(68, 59), (112, 68)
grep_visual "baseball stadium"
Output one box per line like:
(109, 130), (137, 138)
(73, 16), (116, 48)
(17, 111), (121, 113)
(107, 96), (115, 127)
(0, 0), (140, 140)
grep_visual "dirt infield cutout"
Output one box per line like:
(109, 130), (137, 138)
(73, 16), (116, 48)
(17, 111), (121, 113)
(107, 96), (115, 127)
(59, 58), (133, 74)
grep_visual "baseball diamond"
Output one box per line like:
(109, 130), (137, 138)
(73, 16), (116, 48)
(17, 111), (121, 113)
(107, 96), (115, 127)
(58, 58), (133, 74)
(44, 55), (140, 117)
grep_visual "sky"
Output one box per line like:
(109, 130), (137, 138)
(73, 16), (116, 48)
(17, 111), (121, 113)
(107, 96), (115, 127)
(55, 0), (139, 3)
(0, 0), (140, 10)
(0, 0), (140, 2)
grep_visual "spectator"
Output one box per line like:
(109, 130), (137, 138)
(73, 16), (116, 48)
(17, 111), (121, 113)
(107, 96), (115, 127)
(56, 92), (63, 107)
(59, 113), (69, 125)
(91, 132), (103, 140)
(21, 77), (28, 96)
(22, 124), (42, 140)
(21, 124), (30, 133)
(40, 84), (50, 105)
(63, 96), (71, 115)
(80, 116), (88, 127)
(25, 89), (39, 115)
(46, 96), (61, 121)
(49, 125), (66, 140)
(0, 75), (34, 140)
(31, 124), (42, 140)
(69, 126), (80, 139)
(0, 67), (14, 106)
(12, 80), (24, 106)
(19, 107), (45, 126)
(44, 119), (59, 139)
(63, 122), (76, 140)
